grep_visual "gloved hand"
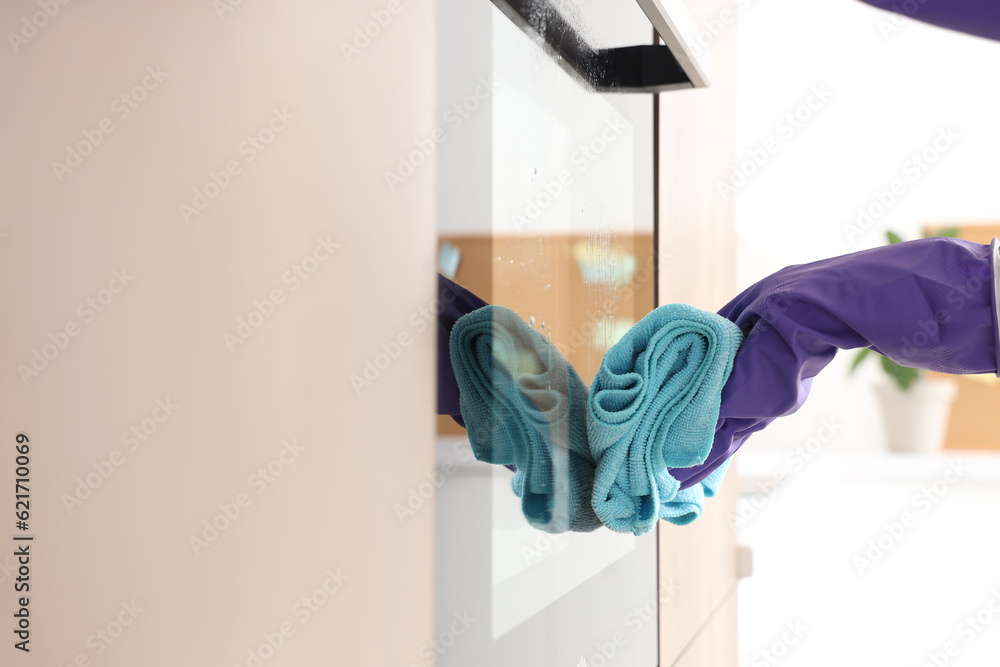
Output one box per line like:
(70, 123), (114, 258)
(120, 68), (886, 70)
(669, 237), (998, 490)
(438, 274), (489, 427)
(858, 0), (1000, 42)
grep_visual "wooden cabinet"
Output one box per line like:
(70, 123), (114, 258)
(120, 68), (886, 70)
(657, 0), (744, 663)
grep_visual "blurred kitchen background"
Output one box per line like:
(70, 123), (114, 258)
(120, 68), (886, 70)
(735, 1), (1000, 665)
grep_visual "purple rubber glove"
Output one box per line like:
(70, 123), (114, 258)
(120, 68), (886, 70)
(670, 237), (999, 490)
(858, 0), (1000, 41)
(438, 274), (489, 428)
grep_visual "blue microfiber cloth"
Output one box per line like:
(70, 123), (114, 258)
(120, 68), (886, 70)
(587, 304), (744, 535)
(657, 458), (733, 526)
(449, 305), (603, 533)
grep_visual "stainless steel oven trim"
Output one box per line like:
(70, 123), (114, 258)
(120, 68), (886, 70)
(489, 0), (711, 92)
(635, 0), (711, 87)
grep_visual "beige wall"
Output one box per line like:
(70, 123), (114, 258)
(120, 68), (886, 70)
(1, 1), (434, 664)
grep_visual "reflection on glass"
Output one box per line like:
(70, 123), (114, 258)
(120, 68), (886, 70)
(485, 2), (652, 641)
(435, 0), (658, 664)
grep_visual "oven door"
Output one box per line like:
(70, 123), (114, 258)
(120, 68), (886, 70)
(434, 1), (697, 665)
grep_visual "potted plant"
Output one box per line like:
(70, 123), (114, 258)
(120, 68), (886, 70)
(848, 230), (960, 453)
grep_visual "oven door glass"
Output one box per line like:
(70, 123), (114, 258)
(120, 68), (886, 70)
(435, 1), (657, 665)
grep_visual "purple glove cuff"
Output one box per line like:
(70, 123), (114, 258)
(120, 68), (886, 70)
(992, 237), (1000, 378)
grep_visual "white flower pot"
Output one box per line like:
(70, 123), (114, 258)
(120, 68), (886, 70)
(875, 378), (958, 453)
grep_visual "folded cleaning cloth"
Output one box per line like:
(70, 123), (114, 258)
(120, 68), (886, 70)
(449, 305), (603, 533)
(658, 458), (733, 526)
(587, 304), (744, 536)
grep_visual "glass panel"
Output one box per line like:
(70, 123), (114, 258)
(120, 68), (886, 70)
(436, 1), (657, 664)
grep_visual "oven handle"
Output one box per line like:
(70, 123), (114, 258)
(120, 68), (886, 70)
(489, 0), (711, 93)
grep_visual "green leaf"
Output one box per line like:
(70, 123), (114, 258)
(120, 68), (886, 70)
(879, 354), (921, 391)
(933, 226), (960, 239)
(897, 366), (919, 391)
(848, 347), (871, 374)
(886, 231), (904, 245)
